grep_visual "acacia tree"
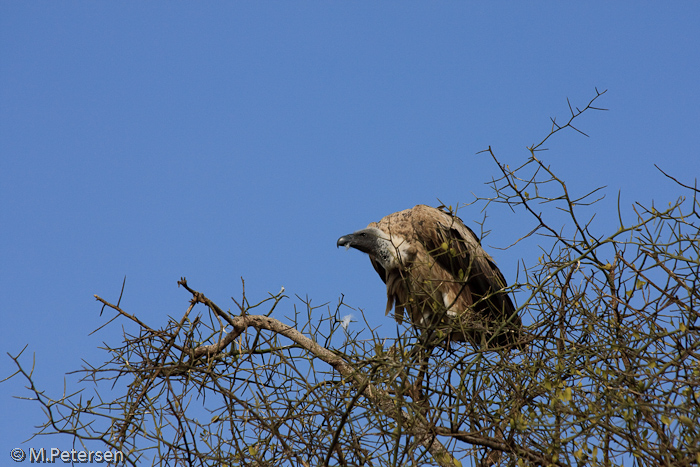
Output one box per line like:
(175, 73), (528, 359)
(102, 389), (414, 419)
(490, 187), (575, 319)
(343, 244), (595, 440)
(9, 90), (700, 466)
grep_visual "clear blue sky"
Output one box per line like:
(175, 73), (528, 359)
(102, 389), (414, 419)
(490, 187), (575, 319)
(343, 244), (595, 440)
(2, 2), (699, 459)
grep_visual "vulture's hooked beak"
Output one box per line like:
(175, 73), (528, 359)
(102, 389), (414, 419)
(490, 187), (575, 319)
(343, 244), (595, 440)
(337, 234), (353, 250)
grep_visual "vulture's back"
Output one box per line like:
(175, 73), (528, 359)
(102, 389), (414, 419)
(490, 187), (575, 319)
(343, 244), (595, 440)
(370, 205), (521, 348)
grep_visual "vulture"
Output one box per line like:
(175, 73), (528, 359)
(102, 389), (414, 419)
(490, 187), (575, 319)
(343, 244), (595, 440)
(337, 205), (521, 349)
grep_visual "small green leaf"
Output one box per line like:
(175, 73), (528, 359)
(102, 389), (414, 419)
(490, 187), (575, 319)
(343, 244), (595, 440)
(434, 452), (462, 467)
(559, 387), (572, 402)
(679, 415), (693, 427)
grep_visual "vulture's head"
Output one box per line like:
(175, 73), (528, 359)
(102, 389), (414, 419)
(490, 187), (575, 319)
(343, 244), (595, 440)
(337, 227), (413, 270)
(337, 228), (386, 255)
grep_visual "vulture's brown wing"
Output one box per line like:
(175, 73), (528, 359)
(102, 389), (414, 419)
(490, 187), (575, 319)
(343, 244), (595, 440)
(410, 206), (521, 345)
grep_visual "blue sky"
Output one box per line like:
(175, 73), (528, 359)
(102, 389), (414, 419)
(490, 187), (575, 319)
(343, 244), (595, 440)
(2, 2), (699, 460)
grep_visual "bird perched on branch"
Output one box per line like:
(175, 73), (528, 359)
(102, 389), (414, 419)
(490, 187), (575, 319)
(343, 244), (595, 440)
(337, 205), (521, 349)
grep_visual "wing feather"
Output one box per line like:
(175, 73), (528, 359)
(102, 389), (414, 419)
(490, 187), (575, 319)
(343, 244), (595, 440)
(409, 206), (520, 343)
